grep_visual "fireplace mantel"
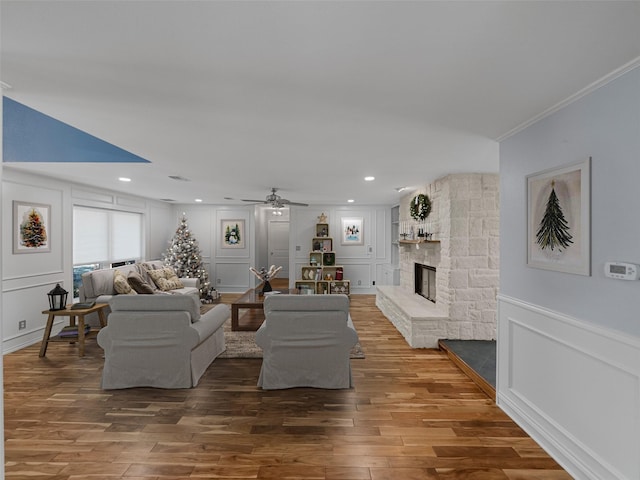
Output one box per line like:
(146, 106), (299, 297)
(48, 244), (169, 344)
(399, 239), (440, 245)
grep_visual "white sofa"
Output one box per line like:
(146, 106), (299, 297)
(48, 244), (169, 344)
(97, 295), (230, 389)
(79, 260), (200, 304)
(255, 294), (358, 390)
(79, 260), (200, 327)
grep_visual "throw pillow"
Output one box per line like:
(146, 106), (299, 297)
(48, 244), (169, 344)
(146, 266), (184, 291)
(127, 271), (155, 294)
(113, 269), (137, 295)
(135, 264), (156, 287)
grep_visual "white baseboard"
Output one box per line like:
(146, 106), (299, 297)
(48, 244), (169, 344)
(497, 295), (640, 480)
(2, 328), (48, 354)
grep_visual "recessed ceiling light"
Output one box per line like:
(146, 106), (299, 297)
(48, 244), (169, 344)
(118, 177), (131, 182)
(364, 176), (375, 182)
(195, 198), (203, 203)
(347, 199), (355, 203)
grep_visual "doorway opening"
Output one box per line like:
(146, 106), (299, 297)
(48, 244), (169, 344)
(266, 211), (290, 281)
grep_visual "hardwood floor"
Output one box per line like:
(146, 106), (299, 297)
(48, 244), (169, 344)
(3, 292), (572, 479)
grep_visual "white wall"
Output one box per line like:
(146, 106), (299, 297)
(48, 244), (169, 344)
(498, 66), (640, 480)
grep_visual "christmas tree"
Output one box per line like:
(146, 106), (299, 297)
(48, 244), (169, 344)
(20, 208), (47, 248)
(162, 214), (215, 302)
(536, 180), (573, 251)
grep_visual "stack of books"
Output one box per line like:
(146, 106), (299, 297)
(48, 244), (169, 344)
(58, 324), (91, 338)
(71, 301), (95, 310)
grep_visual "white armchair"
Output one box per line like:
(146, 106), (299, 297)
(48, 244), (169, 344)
(255, 294), (358, 390)
(97, 295), (229, 389)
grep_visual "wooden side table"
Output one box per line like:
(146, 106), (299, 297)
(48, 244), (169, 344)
(39, 303), (108, 357)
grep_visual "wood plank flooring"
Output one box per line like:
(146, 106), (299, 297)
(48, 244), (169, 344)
(3, 292), (572, 479)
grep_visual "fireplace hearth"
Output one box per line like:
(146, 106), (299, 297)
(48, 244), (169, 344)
(415, 263), (436, 303)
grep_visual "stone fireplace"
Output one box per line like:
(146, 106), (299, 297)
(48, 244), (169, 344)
(376, 173), (500, 348)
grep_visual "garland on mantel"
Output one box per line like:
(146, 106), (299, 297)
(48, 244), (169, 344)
(409, 194), (431, 221)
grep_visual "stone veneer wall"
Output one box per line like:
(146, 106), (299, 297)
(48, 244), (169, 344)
(399, 173), (500, 341)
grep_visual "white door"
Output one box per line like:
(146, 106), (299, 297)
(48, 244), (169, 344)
(268, 220), (290, 279)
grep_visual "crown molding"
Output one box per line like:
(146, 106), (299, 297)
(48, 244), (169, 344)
(497, 56), (640, 142)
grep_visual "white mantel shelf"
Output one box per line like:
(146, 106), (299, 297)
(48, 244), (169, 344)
(398, 239), (440, 244)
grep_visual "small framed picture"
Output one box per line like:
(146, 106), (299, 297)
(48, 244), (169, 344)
(221, 219), (245, 248)
(341, 217), (364, 245)
(527, 158), (591, 275)
(13, 201), (51, 254)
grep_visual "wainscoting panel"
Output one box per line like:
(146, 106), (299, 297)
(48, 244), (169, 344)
(214, 262), (251, 291)
(2, 281), (66, 353)
(343, 263), (372, 290)
(497, 295), (640, 480)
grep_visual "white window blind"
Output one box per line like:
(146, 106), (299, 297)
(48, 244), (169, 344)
(73, 207), (109, 264)
(73, 207), (142, 264)
(112, 211), (142, 261)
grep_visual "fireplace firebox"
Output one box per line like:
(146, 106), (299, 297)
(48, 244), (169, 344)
(415, 263), (436, 303)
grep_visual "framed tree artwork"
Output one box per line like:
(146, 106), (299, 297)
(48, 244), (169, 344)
(221, 219), (245, 248)
(341, 217), (364, 245)
(527, 158), (591, 275)
(13, 201), (51, 254)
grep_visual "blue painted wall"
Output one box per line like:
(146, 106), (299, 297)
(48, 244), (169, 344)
(2, 97), (150, 164)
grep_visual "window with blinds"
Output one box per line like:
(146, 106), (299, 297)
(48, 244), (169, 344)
(72, 206), (143, 298)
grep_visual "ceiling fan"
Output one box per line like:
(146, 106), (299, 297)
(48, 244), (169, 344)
(240, 188), (308, 208)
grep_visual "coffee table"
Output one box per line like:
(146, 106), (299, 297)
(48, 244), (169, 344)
(231, 288), (293, 331)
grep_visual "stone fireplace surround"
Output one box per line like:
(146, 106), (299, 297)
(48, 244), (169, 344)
(376, 173), (499, 348)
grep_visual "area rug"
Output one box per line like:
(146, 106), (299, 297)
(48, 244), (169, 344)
(204, 307), (365, 359)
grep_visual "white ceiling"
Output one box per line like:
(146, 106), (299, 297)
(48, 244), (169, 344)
(2, 1), (639, 206)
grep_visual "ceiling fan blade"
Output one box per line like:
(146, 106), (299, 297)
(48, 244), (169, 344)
(280, 199), (309, 207)
(240, 199), (267, 203)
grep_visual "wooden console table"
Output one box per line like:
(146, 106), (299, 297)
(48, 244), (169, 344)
(39, 303), (108, 357)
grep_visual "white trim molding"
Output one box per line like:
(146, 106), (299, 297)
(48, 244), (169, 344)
(497, 56), (640, 142)
(497, 294), (640, 480)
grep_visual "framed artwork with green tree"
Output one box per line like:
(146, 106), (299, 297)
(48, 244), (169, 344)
(13, 201), (51, 254)
(221, 219), (245, 249)
(527, 158), (591, 275)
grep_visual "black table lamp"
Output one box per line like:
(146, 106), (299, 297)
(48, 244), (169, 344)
(47, 283), (68, 311)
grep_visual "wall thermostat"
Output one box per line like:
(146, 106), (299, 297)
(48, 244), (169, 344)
(604, 262), (640, 280)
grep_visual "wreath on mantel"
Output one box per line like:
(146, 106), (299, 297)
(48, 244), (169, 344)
(409, 194), (432, 221)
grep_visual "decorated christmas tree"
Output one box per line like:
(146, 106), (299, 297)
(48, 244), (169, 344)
(20, 208), (47, 248)
(162, 214), (216, 302)
(536, 180), (573, 251)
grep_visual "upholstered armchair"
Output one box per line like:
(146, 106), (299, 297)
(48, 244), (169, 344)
(255, 294), (358, 389)
(97, 295), (229, 389)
